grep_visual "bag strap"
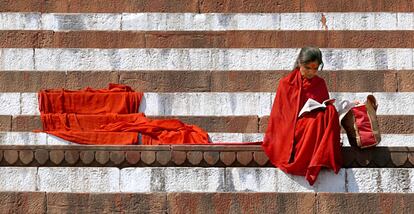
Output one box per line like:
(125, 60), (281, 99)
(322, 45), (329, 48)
(366, 95), (378, 111)
(338, 100), (356, 121)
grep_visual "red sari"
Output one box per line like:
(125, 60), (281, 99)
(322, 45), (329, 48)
(262, 69), (342, 185)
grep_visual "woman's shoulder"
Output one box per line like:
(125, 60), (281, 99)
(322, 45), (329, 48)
(313, 75), (326, 83)
(279, 69), (299, 85)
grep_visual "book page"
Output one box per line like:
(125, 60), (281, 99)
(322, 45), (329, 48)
(298, 98), (335, 117)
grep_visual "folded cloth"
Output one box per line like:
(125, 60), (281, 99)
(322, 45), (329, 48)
(101, 117), (209, 145)
(38, 84), (209, 145)
(38, 83), (142, 114)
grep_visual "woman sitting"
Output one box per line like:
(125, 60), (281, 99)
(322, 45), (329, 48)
(262, 46), (343, 185)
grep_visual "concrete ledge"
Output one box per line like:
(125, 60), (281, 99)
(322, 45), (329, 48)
(121, 168), (225, 192)
(0, 192), (46, 213)
(0, 167), (37, 191)
(166, 192), (316, 213)
(0, 70), (410, 93)
(38, 167), (119, 193)
(1, 13), (414, 31)
(0, 145), (413, 168)
(1, 167), (413, 193)
(1, 1), (413, 13)
(1, 132), (414, 147)
(316, 193), (414, 213)
(2, 92), (414, 116)
(1, 48), (414, 71)
(3, 31), (414, 49)
(1, 192), (413, 213)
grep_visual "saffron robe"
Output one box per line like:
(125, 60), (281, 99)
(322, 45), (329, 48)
(39, 84), (209, 145)
(262, 69), (342, 185)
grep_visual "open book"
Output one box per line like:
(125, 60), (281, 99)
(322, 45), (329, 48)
(298, 98), (336, 117)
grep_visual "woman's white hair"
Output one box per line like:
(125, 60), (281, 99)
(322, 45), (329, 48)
(293, 46), (324, 70)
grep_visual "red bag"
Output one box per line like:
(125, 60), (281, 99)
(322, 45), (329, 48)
(339, 95), (381, 148)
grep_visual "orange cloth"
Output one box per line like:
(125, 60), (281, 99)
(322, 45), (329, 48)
(39, 84), (142, 114)
(100, 116), (209, 145)
(39, 84), (209, 145)
(262, 69), (342, 185)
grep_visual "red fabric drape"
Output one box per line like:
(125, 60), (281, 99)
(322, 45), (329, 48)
(39, 84), (142, 114)
(262, 69), (342, 185)
(39, 84), (209, 145)
(99, 115), (209, 145)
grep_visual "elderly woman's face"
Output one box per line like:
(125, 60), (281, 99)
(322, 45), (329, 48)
(299, 61), (319, 79)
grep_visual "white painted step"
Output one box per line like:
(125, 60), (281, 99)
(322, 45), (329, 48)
(1, 48), (413, 70)
(2, 92), (414, 116)
(1, 13), (413, 31)
(1, 167), (413, 193)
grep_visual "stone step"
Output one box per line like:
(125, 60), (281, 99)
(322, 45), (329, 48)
(1, 192), (414, 213)
(0, 70), (410, 93)
(0, 145), (412, 168)
(3, 30), (414, 49)
(2, 92), (414, 116)
(1, 0), (412, 13)
(1, 132), (414, 147)
(2, 12), (414, 31)
(1, 48), (414, 71)
(1, 166), (414, 193)
(3, 114), (414, 134)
